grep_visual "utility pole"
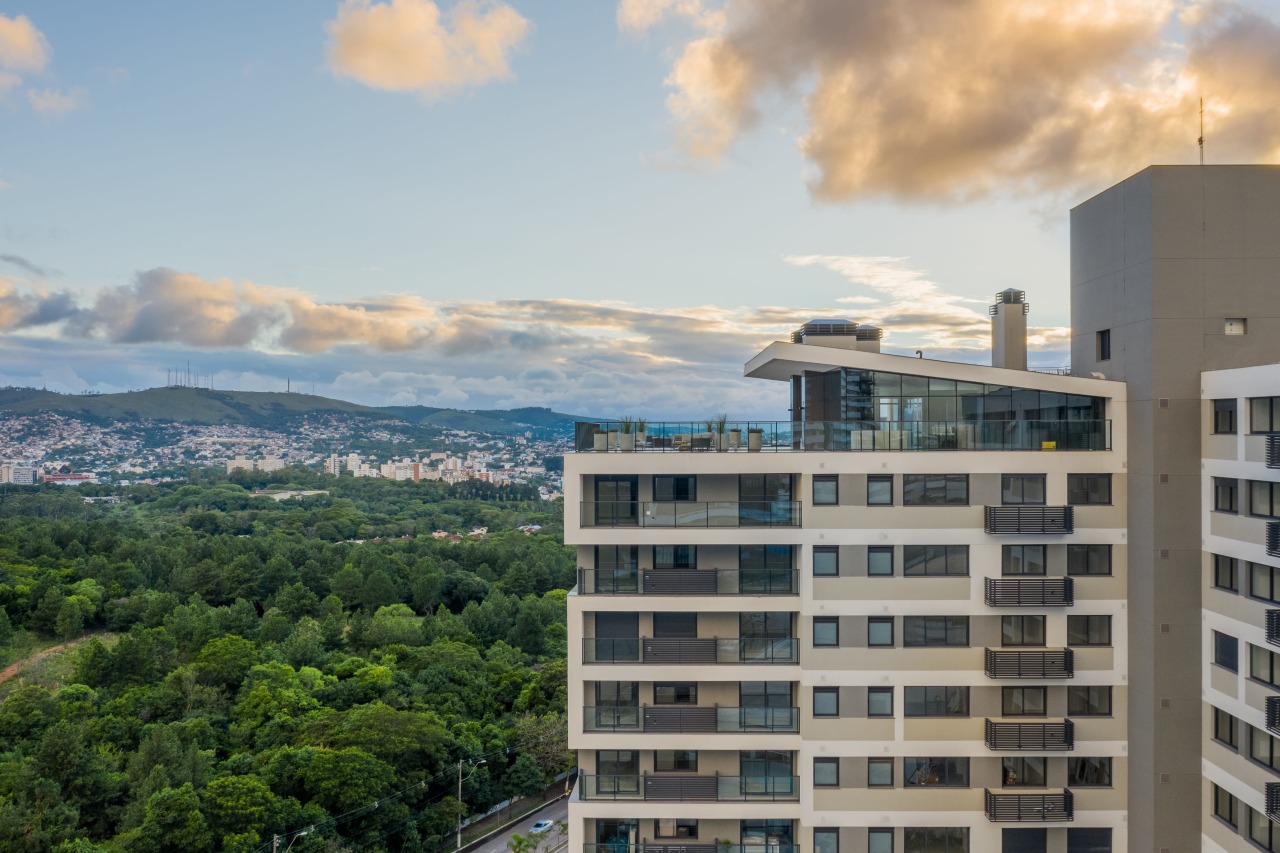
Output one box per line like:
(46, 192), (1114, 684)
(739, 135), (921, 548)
(456, 758), (486, 851)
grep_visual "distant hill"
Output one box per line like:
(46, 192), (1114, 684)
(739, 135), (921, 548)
(0, 387), (591, 434)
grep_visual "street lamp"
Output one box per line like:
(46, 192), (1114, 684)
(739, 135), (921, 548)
(457, 758), (487, 851)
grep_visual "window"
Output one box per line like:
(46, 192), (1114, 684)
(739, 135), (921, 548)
(1002, 474), (1046, 505)
(1002, 830), (1047, 853)
(904, 686), (969, 717)
(868, 687), (894, 717)
(1067, 757), (1112, 787)
(655, 683), (697, 704)
(1214, 554), (1238, 592)
(1254, 397), (1280, 433)
(1002, 756), (1046, 787)
(1253, 644), (1280, 688)
(655, 750), (698, 772)
(1067, 544), (1112, 576)
(655, 545), (696, 569)
(867, 546), (894, 576)
(868, 617), (894, 647)
(1002, 544), (1046, 576)
(653, 476), (696, 502)
(1002, 686), (1047, 717)
(741, 681), (791, 709)
(903, 545), (969, 576)
(1067, 685), (1112, 716)
(1214, 783), (1238, 827)
(595, 546), (639, 592)
(868, 828), (894, 853)
(813, 617), (839, 647)
(903, 474), (968, 506)
(1096, 329), (1110, 361)
(905, 828), (968, 853)
(1067, 828), (1111, 853)
(1251, 480), (1280, 519)
(655, 820), (698, 839)
(867, 757), (894, 787)
(1214, 398), (1237, 434)
(597, 750), (639, 778)
(739, 546), (793, 592)
(867, 475), (893, 506)
(1213, 706), (1239, 750)
(1215, 631), (1239, 672)
(1002, 615), (1046, 646)
(1067, 615), (1111, 646)
(1252, 562), (1280, 604)
(1067, 474), (1112, 505)
(903, 616), (969, 647)
(1247, 807), (1280, 853)
(812, 475), (838, 506)
(1251, 726), (1280, 774)
(814, 829), (839, 853)
(813, 546), (839, 577)
(904, 757), (969, 787)
(813, 757), (839, 787)
(653, 612), (697, 638)
(813, 687), (839, 717)
(1214, 477), (1239, 513)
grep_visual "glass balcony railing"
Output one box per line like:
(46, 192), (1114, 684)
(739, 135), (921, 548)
(578, 775), (799, 802)
(583, 705), (799, 733)
(583, 845), (799, 853)
(583, 637), (798, 665)
(581, 501), (801, 528)
(577, 568), (798, 596)
(575, 420), (1111, 453)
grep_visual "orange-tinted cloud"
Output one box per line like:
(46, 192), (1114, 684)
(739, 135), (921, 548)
(326, 0), (530, 99)
(0, 13), (49, 73)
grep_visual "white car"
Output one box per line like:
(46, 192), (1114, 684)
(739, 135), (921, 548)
(529, 820), (555, 835)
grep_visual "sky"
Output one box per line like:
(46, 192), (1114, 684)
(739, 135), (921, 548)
(2, 0), (1280, 418)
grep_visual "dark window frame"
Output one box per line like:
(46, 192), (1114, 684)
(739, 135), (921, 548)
(814, 828), (840, 853)
(813, 757), (840, 788)
(653, 475), (697, 502)
(867, 475), (894, 506)
(903, 544), (970, 577)
(1215, 477), (1239, 514)
(903, 686), (970, 717)
(1002, 544), (1047, 576)
(903, 616), (969, 647)
(813, 616), (839, 647)
(654, 750), (698, 772)
(1067, 615), (1112, 647)
(1066, 685), (1112, 717)
(867, 546), (894, 577)
(1252, 562), (1280, 605)
(1096, 329), (1111, 361)
(1067, 544), (1112, 577)
(1251, 480), (1280, 520)
(903, 757), (970, 787)
(867, 686), (894, 717)
(812, 475), (839, 507)
(1252, 397), (1280, 434)
(813, 546), (839, 577)
(1213, 398), (1238, 434)
(813, 687), (839, 718)
(1213, 706), (1240, 751)
(1214, 554), (1239, 593)
(1001, 756), (1047, 788)
(1001, 614), (1047, 647)
(1067, 757), (1113, 788)
(1002, 686), (1047, 717)
(902, 474), (969, 506)
(1001, 474), (1047, 506)
(1067, 473), (1112, 505)
(1215, 630), (1240, 673)
(868, 617), (894, 647)
(654, 683), (698, 705)
(654, 819), (698, 839)
(1214, 783), (1239, 828)
(867, 758), (894, 788)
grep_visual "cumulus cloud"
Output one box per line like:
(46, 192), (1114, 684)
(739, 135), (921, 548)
(0, 280), (81, 331)
(326, 0), (530, 99)
(0, 13), (49, 73)
(27, 86), (87, 117)
(624, 0), (1280, 201)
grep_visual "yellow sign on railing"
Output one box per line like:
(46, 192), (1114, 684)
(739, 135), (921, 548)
(1041, 441), (1057, 451)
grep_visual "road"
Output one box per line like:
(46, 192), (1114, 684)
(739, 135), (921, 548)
(468, 797), (569, 853)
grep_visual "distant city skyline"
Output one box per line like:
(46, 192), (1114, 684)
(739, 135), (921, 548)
(3, 1), (1280, 417)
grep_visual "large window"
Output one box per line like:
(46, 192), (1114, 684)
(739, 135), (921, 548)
(1002, 830), (1047, 853)
(655, 820), (698, 839)
(654, 476), (696, 502)
(1252, 726), (1280, 774)
(1214, 477), (1239, 513)
(1002, 756), (1046, 787)
(1067, 757), (1112, 787)
(1215, 631), (1239, 672)
(1002, 686), (1046, 717)
(813, 757), (839, 787)
(868, 617), (894, 647)
(903, 757), (969, 787)
(867, 546), (894, 576)
(812, 476), (838, 506)
(1067, 544), (1112, 576)
(903, 545), (969, 576)
(1248, 807), (1280, 853)
(904, 686), (969, 717)
(814, 829), (839, 853)
(1214, 554), (1239, 592)
(1252, 562), (1280, 604)
(1253, 644), (1280, 688)
(1002, 474), (1046, 505)
(1003, 544), (1046, 576)
(595, 546), (639, 592)
(867, 475), (893, 506)
(868, 687), (894, 717)
(1067, 615), (1111, 647)
(813, 617), (839, 647)
(868, 829), (893, 853)
(655, 750), (697, 772)
(741, 681), (791, 709)
(1213, 706), (1239, 750)
(812, 547), (839, 577)
(655, 545), (696, 569)
(1214, 783), (1238, 827)
(1214, 398), (1237, 434)
(905, 828), (968, 853)
(1252, 397), (1280, 433)
(1067, 686), (1112, 716)
(1067, 829), (1111, 853)
(655, 683), (697, 704)
(903, 616), (969, 647)
(903, 474), (969, 506)
(867, 758), (894, 787)
(813, 687), (838, 717)
(1067, 474), (1112, 505)
(1252, 480), (1280, 519)
(738, 474), (796, 526)
(1002, 615), (1046, 646)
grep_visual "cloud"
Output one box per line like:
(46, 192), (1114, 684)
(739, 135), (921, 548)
(27, 86), (87, 117)
(0, 13), (49, 73)
(624, 0), (1280, 201)
(326, 0), (530, 99)
(0, 280), (81, 331)
(0, 254), (53, 278)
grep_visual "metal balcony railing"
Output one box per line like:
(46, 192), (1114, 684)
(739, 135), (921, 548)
(1269, 522), (1280, 559)
(574, 420), (1112, 453)
(985, 506), (1074, 534)
(581, 501), (802, 529)
(984, 648), (1075, 679)
(1268, 435), (1280, 469)
(984, 719), (1075, 751)
(1268, 696), (1280, 737)
(577, 775), (799, 802)
(583, 706), (799, 733)
(985, 789), (1074, 822)
(582, 846), (799, 853)
(576, 568), (798, 596)
(1268, 782), (1280, 822)
(985, 577), (1074, 607)
(583, 637), (799, 665)
(1268, 610), (1280, 648)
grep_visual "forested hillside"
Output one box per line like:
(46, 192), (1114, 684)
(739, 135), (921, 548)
(0, 475), (572, 852)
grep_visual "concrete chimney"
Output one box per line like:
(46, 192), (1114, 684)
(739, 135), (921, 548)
(990, 289), (1028, 370)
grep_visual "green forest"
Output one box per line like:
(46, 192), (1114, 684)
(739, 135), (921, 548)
(0, 472), (573, 852)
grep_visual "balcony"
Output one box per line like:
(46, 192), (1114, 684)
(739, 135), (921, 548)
(1269, 610), (1280, 648)
(1268, 435), (1280, 469)
(581, 501), (802, 529)
(574, 420), (1111, 453)
(1267, 696), (1280, 737)
(984, 719), (1075, 751)
(984, 506), (1074, 535)
(1269, 522), (1280, 559)
(584, 637), (798, 665)
(583, 706), (799, 733)
(984, 789), (1074, 822)
(578, 775), (799, 802)
(985, 577), (1074, 607)
(583, 846), (798, 853)
(577, 568), (798, 596)
(984, 648), (1074, 679)
(1268, 782), (1280, 822)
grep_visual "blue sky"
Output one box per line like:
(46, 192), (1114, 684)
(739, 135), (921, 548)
(2, 1), (1279, 417)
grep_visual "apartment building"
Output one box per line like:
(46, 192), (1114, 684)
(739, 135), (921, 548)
(1202, 367), (1280, 852)
(565, 305), (1130, 853)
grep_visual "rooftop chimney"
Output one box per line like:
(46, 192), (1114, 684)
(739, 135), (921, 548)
(990, 289), (1028, 370)
(791, 319), (882, 352)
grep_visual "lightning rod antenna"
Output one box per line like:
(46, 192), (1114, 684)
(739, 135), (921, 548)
(1198, 97), (1205, 166)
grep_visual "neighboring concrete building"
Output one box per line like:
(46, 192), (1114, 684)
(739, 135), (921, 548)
(257, 456), (285, 473)
(226, 455), (254, 473)
(324, 454), (342, 477)
(1201, 366), (1280, 853)
(1, 462), (39, 485)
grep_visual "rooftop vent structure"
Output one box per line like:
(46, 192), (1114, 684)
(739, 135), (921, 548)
(792, 319), (882, 352)
(990, 289), (1029, 370)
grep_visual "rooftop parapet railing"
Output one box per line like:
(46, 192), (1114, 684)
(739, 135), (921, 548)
(574, 420), (1110, 453)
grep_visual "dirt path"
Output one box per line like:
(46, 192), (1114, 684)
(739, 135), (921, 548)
(0, 635), (97, 687)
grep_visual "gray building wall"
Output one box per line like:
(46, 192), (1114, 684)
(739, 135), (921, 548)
(1070, 165), (1280, 852)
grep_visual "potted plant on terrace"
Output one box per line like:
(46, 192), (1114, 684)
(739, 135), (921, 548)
(713, 413), (730, 451)
(592, 426), (608, 452)
(747, 426), (764, 452)
(636, 417), (648, 448)
(618, 416), (636, 451)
